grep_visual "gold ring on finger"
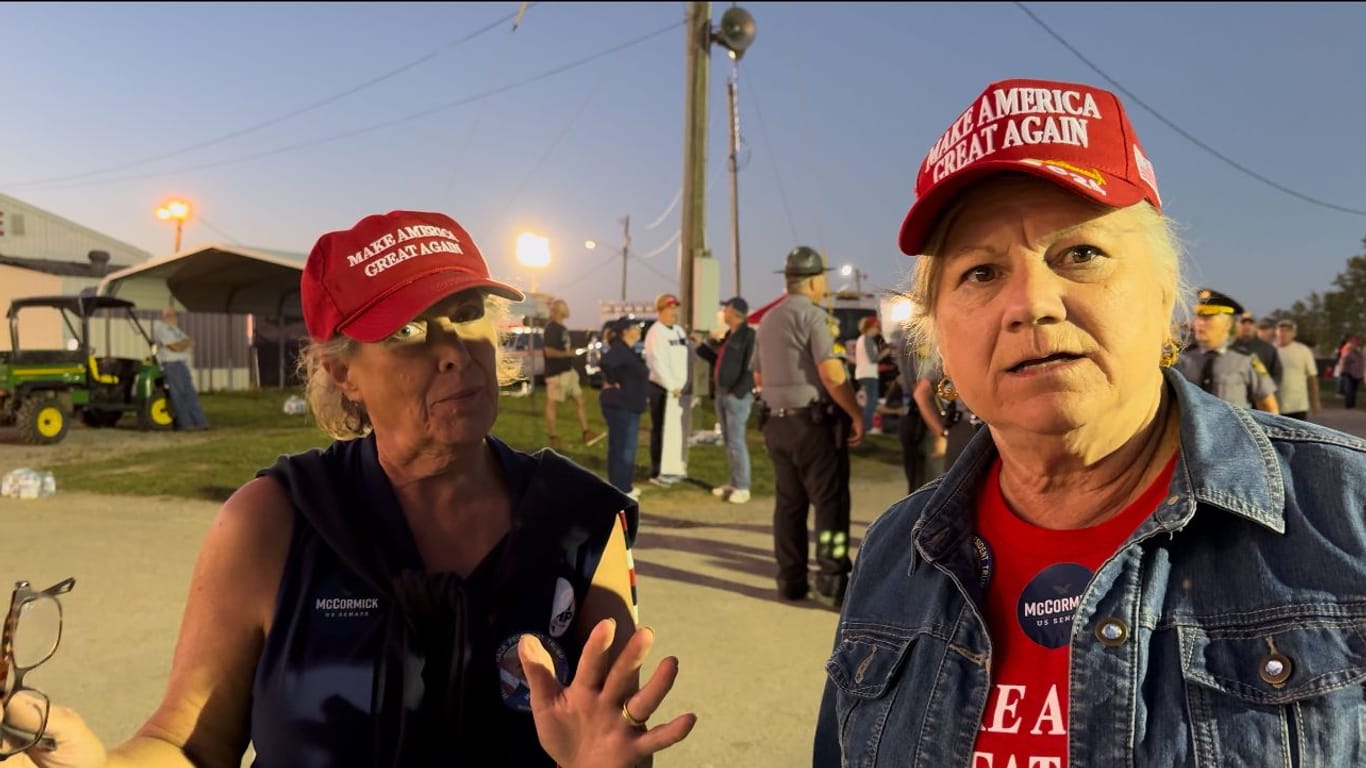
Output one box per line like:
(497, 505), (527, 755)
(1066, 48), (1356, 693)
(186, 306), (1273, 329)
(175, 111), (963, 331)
(621, 701), (648, 730)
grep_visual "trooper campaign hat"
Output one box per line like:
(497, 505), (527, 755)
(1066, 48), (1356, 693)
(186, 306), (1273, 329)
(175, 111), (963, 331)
(779, 246), (833, 277)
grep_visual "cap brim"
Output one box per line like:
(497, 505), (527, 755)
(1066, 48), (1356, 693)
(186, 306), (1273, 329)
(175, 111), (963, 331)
(897, 160), (1150, 256)
(338, 269), (525, 343)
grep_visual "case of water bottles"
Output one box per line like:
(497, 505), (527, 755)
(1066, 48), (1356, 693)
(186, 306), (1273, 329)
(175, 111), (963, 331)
(1, 468), (57, 499)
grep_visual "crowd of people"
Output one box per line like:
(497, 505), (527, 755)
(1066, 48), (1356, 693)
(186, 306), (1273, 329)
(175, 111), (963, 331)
(6, 75), (1366, 767)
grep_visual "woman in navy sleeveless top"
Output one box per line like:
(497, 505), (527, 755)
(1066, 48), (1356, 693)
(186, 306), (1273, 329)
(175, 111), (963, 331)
(26, 211), (696, 767)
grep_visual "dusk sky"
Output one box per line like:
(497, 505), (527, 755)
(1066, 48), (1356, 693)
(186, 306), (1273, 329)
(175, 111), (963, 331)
(7, 2), (1366, 325)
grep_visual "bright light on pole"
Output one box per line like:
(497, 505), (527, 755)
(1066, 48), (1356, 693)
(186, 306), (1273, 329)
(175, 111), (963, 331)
(840, 263), (866, 294)
(155, 199), (191, 252)
(584, 240), (597, 250)
(515, 232), (551, 292)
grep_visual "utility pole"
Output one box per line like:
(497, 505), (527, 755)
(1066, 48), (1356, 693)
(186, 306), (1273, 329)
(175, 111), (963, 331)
(679, 1), (711, 332)
(678, 2), (755, 467)
(727, 62), (742, 297)
(619, 215), (631, 302)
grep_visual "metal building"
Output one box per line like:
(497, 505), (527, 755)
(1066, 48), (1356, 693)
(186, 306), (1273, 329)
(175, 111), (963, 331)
(0, 193), (258, 390)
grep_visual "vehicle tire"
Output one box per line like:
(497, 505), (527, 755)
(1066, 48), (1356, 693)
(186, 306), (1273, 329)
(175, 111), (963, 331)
(138, 388), (175, 431)
(16, 397), (69, 445)
(81, 410), (122, 428)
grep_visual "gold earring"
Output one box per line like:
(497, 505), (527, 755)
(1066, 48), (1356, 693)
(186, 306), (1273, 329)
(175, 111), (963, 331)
(936, 378), (959, 402)
(1159, 338), (1182, 368)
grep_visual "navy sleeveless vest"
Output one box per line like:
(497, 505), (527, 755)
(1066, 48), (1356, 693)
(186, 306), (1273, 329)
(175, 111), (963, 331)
(250, 434), (635, 767)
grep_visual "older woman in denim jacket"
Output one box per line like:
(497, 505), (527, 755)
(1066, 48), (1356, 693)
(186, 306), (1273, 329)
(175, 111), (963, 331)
(815, 78), (1366, 767)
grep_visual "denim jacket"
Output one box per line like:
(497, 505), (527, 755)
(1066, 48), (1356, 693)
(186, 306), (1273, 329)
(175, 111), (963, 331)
(815, 369), (1366, 767)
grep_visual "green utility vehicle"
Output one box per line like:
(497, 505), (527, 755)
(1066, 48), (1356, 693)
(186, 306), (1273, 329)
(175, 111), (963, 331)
(0, 295), (174, 444)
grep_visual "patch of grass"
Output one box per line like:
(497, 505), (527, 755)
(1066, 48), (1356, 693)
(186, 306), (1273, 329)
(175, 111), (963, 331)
(56, 428), (330, 502)
(53, 386), (909, 502)
(200, 389), (316, 429)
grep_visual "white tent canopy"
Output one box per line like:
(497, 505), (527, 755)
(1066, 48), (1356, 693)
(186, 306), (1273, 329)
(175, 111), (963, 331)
(97, 244), (306, 319)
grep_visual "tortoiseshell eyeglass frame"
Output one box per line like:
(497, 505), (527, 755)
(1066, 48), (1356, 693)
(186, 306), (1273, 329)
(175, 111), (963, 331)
(0, 577), (75, 760)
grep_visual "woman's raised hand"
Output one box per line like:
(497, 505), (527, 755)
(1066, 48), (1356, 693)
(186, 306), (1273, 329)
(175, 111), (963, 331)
(519, 619), (696, 768)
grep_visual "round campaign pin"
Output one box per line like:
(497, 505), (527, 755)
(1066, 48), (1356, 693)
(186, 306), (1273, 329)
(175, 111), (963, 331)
(1016, 562), (1093, 649)
(548, 576), (577, 638)
(496, 632), (569, 712)
(969, 534), (994, 590)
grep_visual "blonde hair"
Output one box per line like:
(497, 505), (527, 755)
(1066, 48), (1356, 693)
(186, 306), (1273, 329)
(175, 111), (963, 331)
(901, 176), (1192, 372)
(298, 294), (522, 440)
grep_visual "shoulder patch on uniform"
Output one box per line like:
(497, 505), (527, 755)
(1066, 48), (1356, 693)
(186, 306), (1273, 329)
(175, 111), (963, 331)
(1250, 356), (1269, 376)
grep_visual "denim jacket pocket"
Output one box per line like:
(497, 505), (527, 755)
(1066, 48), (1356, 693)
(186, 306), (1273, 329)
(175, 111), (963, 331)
(826, 624), (918, 767)
(1179, 619), (1366, 767)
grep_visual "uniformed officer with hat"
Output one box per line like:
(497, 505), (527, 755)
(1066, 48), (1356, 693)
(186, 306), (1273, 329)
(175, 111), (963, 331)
(1175, 288), (1279, 412)
(752, 245), (865, 609)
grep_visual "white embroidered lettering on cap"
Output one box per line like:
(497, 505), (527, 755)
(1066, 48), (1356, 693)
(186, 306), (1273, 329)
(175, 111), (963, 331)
(344, 226), (467, 277)
(924, 86), (1105, 185)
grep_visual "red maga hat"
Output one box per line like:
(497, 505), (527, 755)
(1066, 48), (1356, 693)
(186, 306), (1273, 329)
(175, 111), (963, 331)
(301, 210), (524, 343)
(898, 78), (1162, 256)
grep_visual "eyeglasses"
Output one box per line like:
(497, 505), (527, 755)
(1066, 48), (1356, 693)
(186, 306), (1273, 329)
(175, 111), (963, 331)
(0, 578), (75, 760)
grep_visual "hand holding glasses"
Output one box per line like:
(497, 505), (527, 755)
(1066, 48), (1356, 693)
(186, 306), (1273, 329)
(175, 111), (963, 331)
(0, 578), (75, 761)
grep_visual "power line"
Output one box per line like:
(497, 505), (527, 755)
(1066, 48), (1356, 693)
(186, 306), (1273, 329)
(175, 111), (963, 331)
(744, 72), (802, 242)
(637, 229), (680, 260)
(638, 112), (726, 235)
(643, 187), (682, 230)
(789, 57), (826, 251)
(548, 250), (621, 293)
(444, 4), (530, 197)
(7, 4), (538, 189)
(631, 251), (675, 283)
(193, 214), (242, 245)
(1015, 2), (1366, 217)
(498, 63), (610, 221)
(19, 18), (684, 192)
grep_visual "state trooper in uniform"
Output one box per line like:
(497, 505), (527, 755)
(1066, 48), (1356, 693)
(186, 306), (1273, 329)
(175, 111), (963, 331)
(1175, 288), (1280, 412)
(753, 246), (865, 609)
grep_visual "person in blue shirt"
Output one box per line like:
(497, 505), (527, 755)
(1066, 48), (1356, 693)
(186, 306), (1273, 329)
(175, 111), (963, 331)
(13, 211), (694, 768)
(817, 78), (1366, 767)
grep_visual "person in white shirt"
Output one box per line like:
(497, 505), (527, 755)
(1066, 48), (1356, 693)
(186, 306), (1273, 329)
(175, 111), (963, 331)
(1274, 319), (1322, 421)
(852, 316), (886, 434)
(643, 293), (690, 485)
(153, 307), (210, 431)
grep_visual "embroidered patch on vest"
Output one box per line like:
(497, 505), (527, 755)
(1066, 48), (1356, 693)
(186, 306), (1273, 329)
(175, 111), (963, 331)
(496, 633), (569, 712)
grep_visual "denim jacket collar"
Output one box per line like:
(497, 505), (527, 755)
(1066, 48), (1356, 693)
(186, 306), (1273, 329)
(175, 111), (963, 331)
(912, 368), (1286, 564)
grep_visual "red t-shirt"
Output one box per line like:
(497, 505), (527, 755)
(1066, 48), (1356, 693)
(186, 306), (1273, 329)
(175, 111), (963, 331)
(971, 453), (1177, 768)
